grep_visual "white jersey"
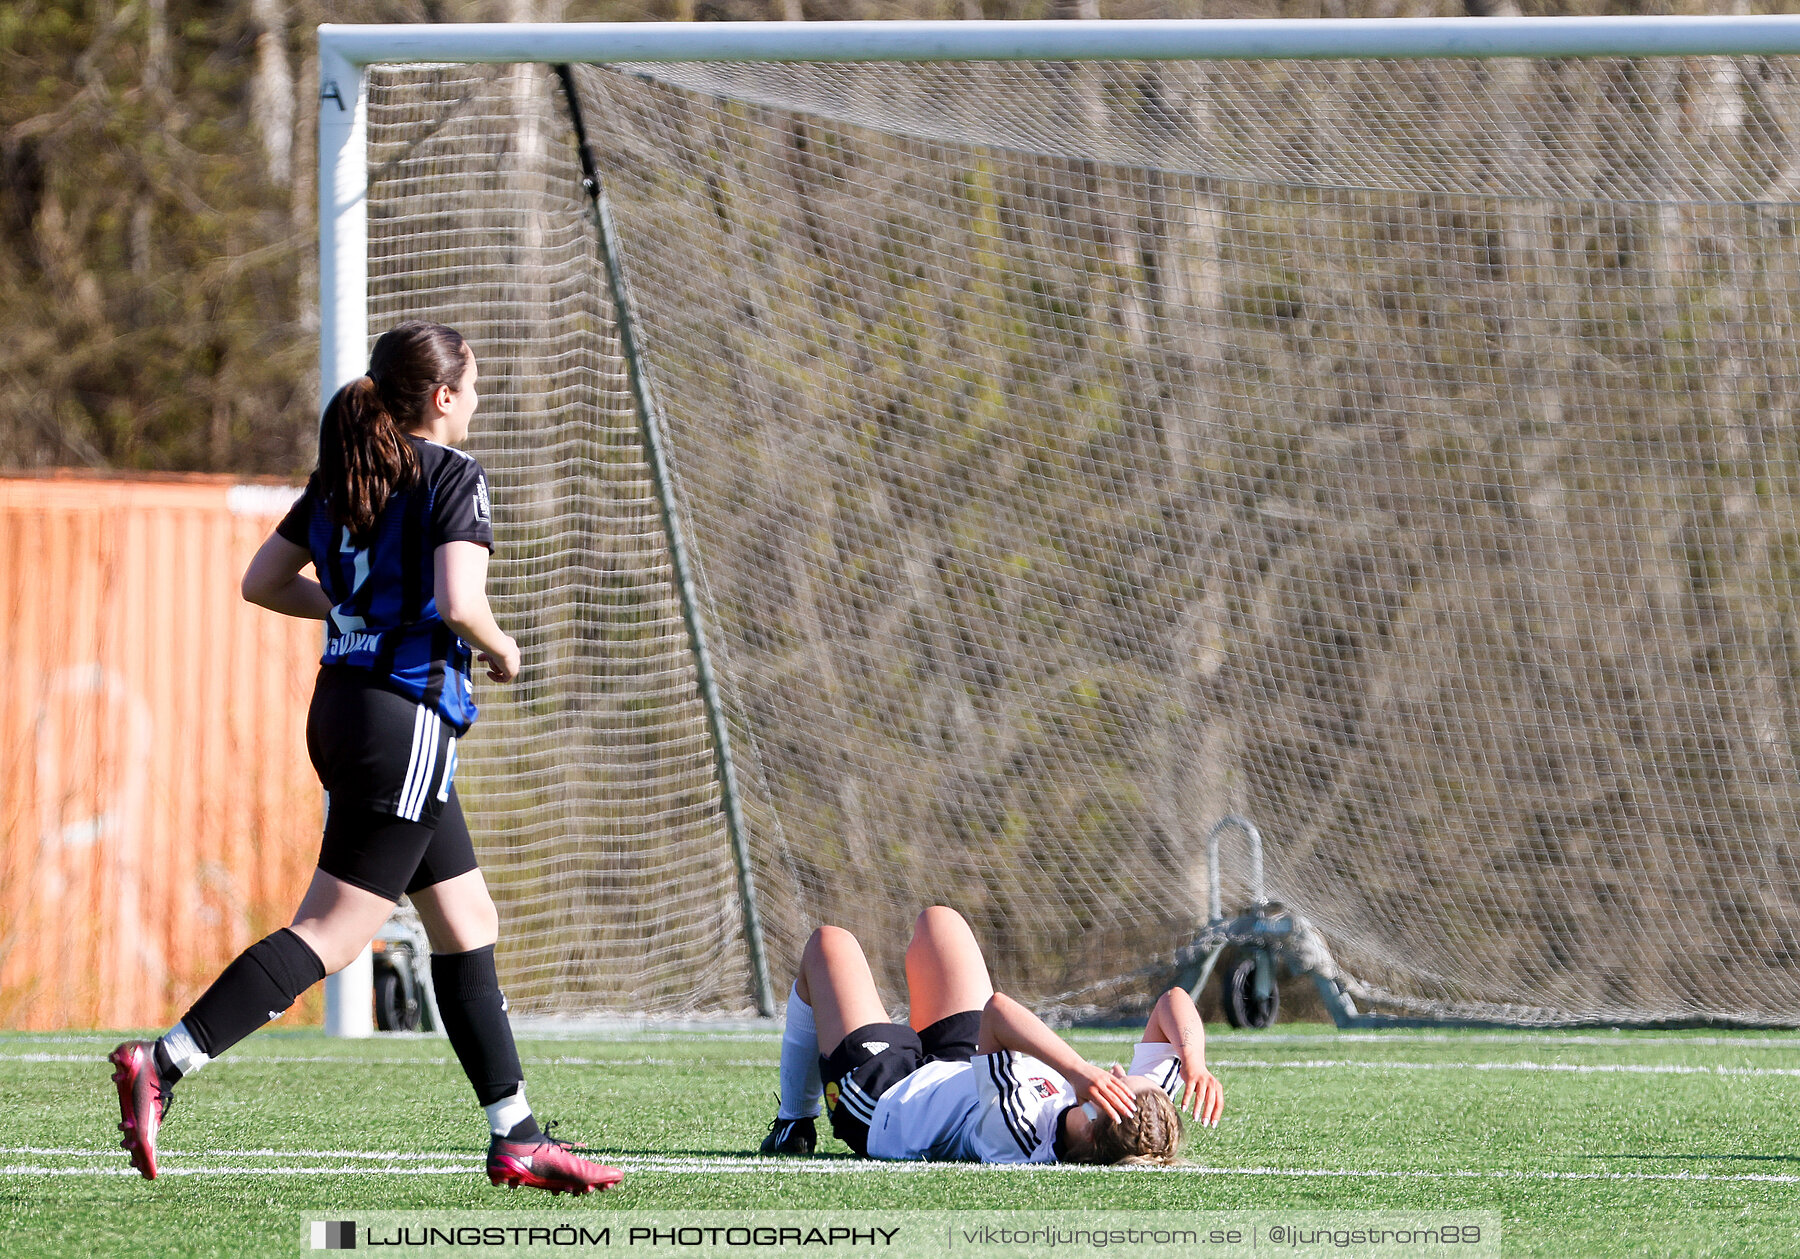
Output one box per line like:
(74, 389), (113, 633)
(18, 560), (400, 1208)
(864, 1042), (1184, 1163)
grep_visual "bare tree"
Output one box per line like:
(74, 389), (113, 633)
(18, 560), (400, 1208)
(249, 0), (295, 186)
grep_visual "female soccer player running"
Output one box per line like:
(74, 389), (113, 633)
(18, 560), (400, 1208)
(761, 906), (1223, 1165)
(108, 322), (620, 1195)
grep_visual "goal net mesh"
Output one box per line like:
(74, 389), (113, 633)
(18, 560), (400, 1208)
(365, 54), (1800, 1024)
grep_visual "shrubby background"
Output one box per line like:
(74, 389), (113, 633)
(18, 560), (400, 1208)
(0, 0), (1772, 473)
(13, 0), (1800, 1026)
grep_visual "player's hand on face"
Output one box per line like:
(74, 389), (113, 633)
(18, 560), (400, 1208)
(480, 635), (521, 683)
(1075, 1064), (1138, 1124)
(1181, 1066), (1222, 1127)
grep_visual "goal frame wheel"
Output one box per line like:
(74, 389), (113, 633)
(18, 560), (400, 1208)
(1224, 951), (1280, 1029)
(373, 947), (421, 1032)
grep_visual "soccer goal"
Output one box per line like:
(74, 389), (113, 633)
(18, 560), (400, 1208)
(321, 16), (1800, 1027)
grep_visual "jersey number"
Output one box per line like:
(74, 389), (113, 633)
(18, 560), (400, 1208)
(330, 528), (372, 636)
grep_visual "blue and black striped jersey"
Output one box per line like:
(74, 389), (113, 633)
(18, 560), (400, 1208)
(278, 437), (495, 733)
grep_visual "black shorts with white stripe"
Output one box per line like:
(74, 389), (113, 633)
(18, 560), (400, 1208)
(306, 666), (479, 901)
(307, 666), (460, 826)
(821, 1012), (981, 1157)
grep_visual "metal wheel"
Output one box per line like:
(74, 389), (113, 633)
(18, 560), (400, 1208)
(373, 950), (421, 1032)
(1224, 952), (1280, 1029)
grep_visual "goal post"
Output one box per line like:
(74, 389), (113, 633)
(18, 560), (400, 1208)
(321, 17), (1800, 1029)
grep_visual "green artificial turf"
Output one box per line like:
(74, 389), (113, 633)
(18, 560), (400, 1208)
(3, 1024), (1799, 1256)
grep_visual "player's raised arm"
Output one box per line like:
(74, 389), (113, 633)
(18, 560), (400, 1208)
(976, 991), (1137, 1123)
(1142, 986), (1222, 1127)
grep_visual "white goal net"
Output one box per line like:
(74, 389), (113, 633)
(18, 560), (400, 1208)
(358, 36), (1800, 1024)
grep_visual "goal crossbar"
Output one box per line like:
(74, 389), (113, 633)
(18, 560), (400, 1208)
(320, 15), (1800, 439)
(320, 17), (1800, 67)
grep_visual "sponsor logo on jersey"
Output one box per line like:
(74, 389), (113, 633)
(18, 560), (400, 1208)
(333, 629), (383, 655)
(475, 476), (491, 523)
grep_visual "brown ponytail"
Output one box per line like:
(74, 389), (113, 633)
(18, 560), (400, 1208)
(314, 321), (471, 539)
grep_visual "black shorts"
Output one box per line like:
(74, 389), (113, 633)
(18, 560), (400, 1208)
(307, 667), (479, 901)
(318, 789), (479, 901)
(821, 1011), (981, 1157)
(308, 666), (460, 825)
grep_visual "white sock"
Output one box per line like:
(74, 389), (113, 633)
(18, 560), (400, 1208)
(484, 1088), (533, 1137)
(777, 983), (822, 1120)
(157, 1021), (211, 1079)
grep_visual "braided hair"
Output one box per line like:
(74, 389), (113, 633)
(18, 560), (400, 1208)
(1068, 1087), (1185, 1167)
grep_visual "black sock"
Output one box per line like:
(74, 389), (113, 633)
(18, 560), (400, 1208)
(179, 928), (327, 1060)
(506, 1116), (542, 1142)
(430, 945), (526, 1109)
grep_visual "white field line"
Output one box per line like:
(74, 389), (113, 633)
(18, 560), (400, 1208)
(0, 1053), (454, 1065)
(31, 1033), (1800, 1054)
(0, 1027), (777, 1042)
(5, 1150), (1800, 1184)
(17, 1053), (1800, 1078)
(1209, 1058), (1800, 1078)
(0, 1165), (481, 1177)
(0, 1147), (481, 1160)
(0, 1053), (780, 1068)
(17, 1032), (1800, 1058)
(1171, 1032), (1800, 1049)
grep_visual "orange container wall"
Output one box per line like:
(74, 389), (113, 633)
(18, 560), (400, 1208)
(0, 475), (323, 1030)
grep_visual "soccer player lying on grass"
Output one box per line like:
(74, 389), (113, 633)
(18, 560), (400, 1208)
(760, 906), (1222, 1164)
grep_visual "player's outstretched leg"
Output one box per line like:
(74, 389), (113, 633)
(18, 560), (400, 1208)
(414, 863), (622, 1194)
(108, 925), (330, 1180)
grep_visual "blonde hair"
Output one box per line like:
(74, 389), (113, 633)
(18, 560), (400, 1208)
(1067, 1089), (1184, 1167)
